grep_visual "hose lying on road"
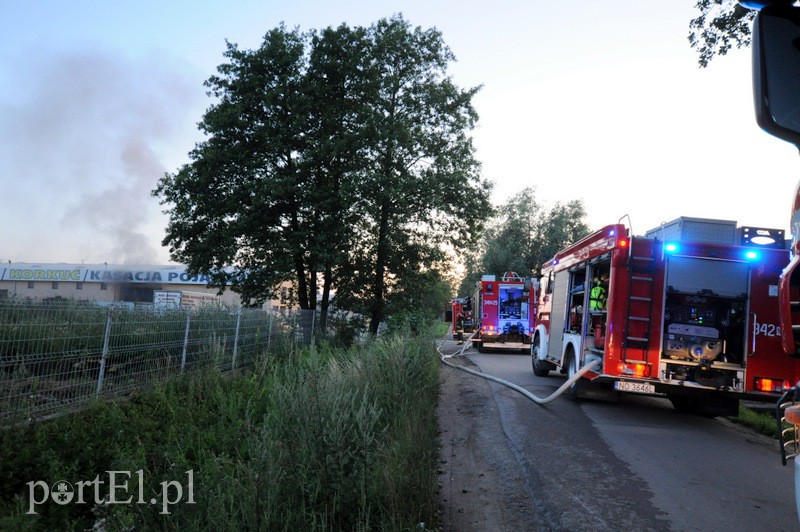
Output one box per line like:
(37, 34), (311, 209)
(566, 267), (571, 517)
(438, 333), (600, 405)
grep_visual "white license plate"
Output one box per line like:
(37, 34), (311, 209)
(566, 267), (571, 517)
(614, 381), (655, 394)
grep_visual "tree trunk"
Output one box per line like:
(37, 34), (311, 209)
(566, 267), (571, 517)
(291, 209), (310, 310)
(303, 265), (316, 345)
(294, 256), (310, 309)
(369, 199), (390, 335)
(320, 263), (332, 335)
(308, 265), (317, 311)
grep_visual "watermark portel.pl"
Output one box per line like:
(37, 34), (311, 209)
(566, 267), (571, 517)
(27, 470), (195, 515)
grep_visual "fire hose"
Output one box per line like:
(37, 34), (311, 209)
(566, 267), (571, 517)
(438, 331), (600, 405)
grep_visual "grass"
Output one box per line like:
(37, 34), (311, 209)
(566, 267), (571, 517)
(730, 403), (780, 439)
(0, 328), (441, 531)
(433, 321), (450, 338)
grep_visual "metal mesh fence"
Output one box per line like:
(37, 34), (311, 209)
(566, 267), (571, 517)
(0, 301), (314, 422)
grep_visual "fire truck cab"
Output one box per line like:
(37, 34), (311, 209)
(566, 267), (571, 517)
(530, 217), (800, 416)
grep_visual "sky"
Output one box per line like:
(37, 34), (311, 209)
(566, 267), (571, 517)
(2, 1), (798, 266)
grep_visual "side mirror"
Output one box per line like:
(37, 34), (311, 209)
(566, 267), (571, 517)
(753, 6), (800, 147)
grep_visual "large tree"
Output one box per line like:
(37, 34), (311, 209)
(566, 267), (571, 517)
(154, 25), (311, 306)
(332, 15), (492, 335)
(154, 24), (372, 332)
(479, 187), (541, 278)
(300, 24), (373, 332)
(154, 16), (491, 335)
(458, 188), (589, 295)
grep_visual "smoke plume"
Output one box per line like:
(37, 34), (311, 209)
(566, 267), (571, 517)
(0, 47), (201, 264)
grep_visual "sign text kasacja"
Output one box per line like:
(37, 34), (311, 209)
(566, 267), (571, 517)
(3, 266), (215, 285)
(86, 270), (213, 283)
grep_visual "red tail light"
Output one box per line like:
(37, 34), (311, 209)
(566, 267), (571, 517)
(617, 362), (648, 378)
(755, 377), (791, 393)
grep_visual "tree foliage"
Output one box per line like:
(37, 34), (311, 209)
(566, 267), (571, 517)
(334, 16), (491, 334)
(154, 16), (491, 335)
(689, 0), (755, 67)
(153, 25), (310, 305)
(457, 187), (589, 295)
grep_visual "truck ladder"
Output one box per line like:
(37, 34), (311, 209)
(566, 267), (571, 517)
(623, 240), (656, 361)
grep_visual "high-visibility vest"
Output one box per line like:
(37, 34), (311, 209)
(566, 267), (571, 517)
(590, 284), (607, 310)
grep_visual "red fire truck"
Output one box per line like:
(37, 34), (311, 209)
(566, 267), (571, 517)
(529, 217), (800, 416)
(472, 272), (534, 352)
(451, 297), (475, 339)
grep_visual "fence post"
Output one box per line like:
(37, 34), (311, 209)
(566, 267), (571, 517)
(310, 310), (315, 344)
(231, 308), (242, 369)
(181, 313), (191, 372)
(267, 311), (273, 352)
(96, 314), (112, 396)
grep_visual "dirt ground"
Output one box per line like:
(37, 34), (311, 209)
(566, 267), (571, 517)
(436, 348), (539, 532)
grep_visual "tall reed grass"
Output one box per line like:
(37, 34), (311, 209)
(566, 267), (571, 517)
(0, 328), (441, 531)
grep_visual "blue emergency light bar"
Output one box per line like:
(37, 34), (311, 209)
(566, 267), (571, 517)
(744, 250), (760, 260)
(665, 240), (761, 261)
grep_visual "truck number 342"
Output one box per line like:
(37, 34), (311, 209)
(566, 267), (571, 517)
(753, 322), (781, 337)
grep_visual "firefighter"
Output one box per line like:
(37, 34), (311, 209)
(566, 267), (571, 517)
(455, 312), (465, 344)
(589, 276), (608, 311)
(464, 310), (474, 333)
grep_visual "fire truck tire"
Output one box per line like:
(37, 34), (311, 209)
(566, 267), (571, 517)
(532, 358), (551, 377)
(531, 337), (553, 377)
(564, 348), (583, 400)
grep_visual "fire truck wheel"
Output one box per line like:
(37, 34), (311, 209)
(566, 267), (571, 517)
(564, 348), (582, 400)
(531, 337), (552, 377)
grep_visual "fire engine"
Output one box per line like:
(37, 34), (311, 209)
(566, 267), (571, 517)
(529, 217), (800, 416)
(451, 296), (475, 339)
(472, 272), (534, 352)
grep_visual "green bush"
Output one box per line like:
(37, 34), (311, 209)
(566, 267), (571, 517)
(0, 329), (441, 531)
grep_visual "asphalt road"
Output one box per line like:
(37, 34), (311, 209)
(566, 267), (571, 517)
(440, 340), (799, 531)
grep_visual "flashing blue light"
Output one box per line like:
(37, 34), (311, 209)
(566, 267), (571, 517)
(609, 229), (616, 237)
(665, 242), (679, 253)
(745, 250), (760, 260)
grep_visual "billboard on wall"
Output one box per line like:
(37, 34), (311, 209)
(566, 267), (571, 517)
(179, 291), (221, 308)
(153, 290), (182, 311)
(153, 290), (221, 311)
(0, 263), (223, 286)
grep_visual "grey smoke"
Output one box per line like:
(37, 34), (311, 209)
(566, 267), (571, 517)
(0, 47), (201, 264)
